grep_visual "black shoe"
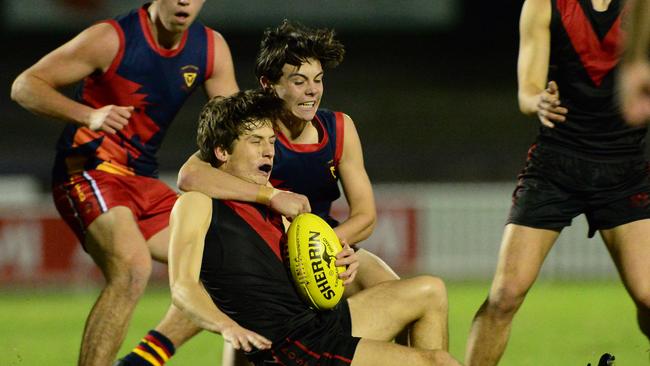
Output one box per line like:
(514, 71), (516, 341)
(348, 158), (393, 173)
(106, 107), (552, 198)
(587, 353), (615, 366)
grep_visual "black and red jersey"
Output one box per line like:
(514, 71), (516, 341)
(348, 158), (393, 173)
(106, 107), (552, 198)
(200, 200), (315, 342)
(53, 4), (215, 182)
(541, 0), (647, 158)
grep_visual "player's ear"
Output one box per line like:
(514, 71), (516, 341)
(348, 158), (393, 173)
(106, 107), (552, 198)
(260, 76), (274, 92)
(214, 146), (229, 164)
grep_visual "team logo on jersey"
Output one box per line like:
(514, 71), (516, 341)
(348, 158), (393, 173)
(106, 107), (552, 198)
(328, 159), (337, 179)
(180, 65), (199, 89)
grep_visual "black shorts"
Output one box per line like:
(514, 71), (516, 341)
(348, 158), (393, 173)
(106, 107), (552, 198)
(508, 144), (650, 237)
(248, 300), (360, 366)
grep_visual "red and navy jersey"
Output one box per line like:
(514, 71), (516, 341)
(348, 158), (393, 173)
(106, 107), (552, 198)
(53, 4), (215, 182)
(201, 199), (315, 342)
(270, 109), (344, 227)
(541, 0), (646, 158)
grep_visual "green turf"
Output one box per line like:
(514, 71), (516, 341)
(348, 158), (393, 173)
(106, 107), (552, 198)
(0, 281), (647, 365)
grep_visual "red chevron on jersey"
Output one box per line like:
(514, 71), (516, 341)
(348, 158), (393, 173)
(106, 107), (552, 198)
(223, 201), (284, 261)
(53, 5), (213, 182)
(557, 0), (623, 86)
(82, 74), (158, 163)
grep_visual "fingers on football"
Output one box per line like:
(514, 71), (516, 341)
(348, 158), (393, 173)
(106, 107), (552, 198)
(340, 259), (359, 285)
(335, 244), (355, 261)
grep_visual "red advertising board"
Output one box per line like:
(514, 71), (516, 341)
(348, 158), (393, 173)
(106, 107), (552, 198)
(0, 201), (421, 285)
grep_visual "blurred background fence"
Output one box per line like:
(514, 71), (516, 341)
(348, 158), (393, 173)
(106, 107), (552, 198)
(0, 176), (619, 285)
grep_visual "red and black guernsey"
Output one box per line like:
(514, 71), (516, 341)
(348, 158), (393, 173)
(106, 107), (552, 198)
(543, 0), (646, 158)
(53, 4), (215, 183)
(201, 200), (316, 342)
(270, 109), (345, 227)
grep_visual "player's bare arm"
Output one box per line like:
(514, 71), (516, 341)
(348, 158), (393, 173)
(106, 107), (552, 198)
(204, 31), (239, 98)
(334, 114), (377, 245)
(517, 0), (568, 128)
(178, 152), (311, 219)
(169, 191), (272, 352)
(10, 22), (133, 133)
(619, 0), (650, 125)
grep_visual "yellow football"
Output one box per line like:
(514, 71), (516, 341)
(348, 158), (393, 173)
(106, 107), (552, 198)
(285, 213), (345, 310)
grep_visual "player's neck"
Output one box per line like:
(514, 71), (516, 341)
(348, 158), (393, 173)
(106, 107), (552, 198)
(146, 5), (184, 50)
(278, 119), (321, 144)
(591, 0), (613, 12)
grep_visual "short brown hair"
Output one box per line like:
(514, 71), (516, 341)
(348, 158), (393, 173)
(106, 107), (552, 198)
(196, 89), (285, 167)
(255, 19), (345, 84)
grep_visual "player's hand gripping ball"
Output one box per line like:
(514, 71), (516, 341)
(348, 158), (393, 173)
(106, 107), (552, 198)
(285, 213), (345, 310)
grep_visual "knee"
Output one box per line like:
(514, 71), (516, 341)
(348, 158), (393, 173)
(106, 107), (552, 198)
(421, 350), (459, 366)
(485, 284), (527, 317)
(412, 275), (448, 311)
(106, 257), (152, 299)
(631, 289), (650, 312)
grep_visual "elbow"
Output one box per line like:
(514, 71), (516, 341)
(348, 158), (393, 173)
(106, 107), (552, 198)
(10, 73), (28, 106)
(177, 163), (199, 192)
(366, 214), (377, 235)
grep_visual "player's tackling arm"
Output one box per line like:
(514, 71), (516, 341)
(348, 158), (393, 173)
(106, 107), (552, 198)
(178, 153), (311, 219)
(204, 31), (239, 98)
(335, 114), (376, 245)
(10, 22), (132, 134)
(169, 191), (271, 351)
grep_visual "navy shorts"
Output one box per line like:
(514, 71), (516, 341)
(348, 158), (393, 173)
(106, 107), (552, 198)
(249, 300), (360, 366)
(508, 144), (650, 237)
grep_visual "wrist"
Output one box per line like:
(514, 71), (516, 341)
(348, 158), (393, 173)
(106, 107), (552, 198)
(256, 185), (276, 206)
(85, 110), (102, 131)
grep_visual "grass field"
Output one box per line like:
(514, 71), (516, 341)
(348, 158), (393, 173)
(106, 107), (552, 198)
(1, 281), (647, 365)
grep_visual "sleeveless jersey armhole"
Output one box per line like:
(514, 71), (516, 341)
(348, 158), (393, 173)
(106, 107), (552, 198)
(334, 112), (345, 166)
(204, 27), (215, 80)
(99, 20), (125, 81)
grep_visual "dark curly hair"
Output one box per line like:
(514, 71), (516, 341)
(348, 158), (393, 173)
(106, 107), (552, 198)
(255, 19), (345, 84)
(196, 89), (285, 167)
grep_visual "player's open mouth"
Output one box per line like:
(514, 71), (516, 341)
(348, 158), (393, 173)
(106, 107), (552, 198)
(258, 164), (272, 173)
(175, 12), (189, 21)
(298, 102), (315, 108)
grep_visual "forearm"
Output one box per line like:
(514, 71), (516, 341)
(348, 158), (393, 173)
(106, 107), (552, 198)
(11, 73), (93, 126)
(334, 211), (376, 245)
(177, 154), (266, 201)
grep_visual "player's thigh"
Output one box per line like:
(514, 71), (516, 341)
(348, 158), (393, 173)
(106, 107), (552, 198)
(346, 249), (400, 297)
(221, 343), (252, 366)
(347, 276), (441, 340)
(600, 218), (650, 303)
(146, 227), (170, 263)
(85, 206), (151, 278)
(351, 339), (456, 366)
(489, 224), (559, 301)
